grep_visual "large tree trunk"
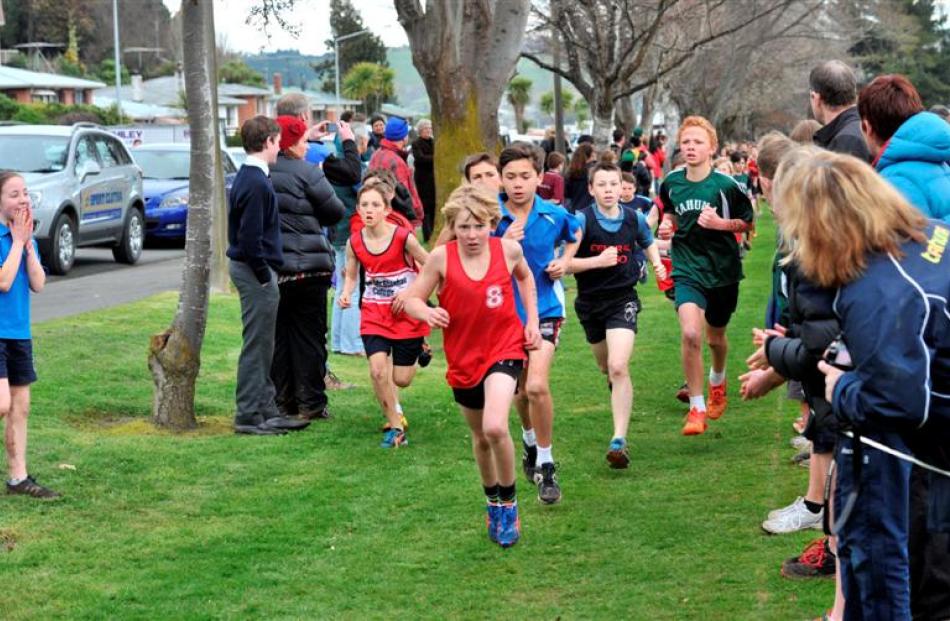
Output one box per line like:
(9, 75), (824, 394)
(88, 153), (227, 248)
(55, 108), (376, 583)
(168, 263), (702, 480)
(396, 0), (529, 235)
(149, 0), (216, 430)
(615, 95), (636, 138)
(590, 92), (614, 149)
(640, 83), (658, 138)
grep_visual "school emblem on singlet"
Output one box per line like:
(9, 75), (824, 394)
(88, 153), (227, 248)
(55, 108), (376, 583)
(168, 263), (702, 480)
(486, 285), (503, 309)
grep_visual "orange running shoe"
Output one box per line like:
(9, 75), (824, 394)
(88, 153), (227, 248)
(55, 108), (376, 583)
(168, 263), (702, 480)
(707, 381), (728, 420)
(682, 407), (708, 435)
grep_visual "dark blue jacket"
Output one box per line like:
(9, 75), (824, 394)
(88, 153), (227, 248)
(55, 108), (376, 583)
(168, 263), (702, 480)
(831, 221), (950, 437)
(227, 165), (283, 284)
(875, 112), (950, 224)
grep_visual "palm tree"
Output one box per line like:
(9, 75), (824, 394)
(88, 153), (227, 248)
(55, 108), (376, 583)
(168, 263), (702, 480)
(507, 75), (532, 133)
(343, 62), (396, 115)
(574, 97), (590, 128)
(540, 90), (575, 120)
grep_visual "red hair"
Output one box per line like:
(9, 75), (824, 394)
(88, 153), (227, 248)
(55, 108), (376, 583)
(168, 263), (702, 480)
(676, 116), (718, 149)
(858, 75), (924, 142)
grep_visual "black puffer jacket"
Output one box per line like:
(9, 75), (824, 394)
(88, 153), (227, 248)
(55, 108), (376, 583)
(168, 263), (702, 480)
(765, 262), (841, 434)
(270, 153), (345, 276)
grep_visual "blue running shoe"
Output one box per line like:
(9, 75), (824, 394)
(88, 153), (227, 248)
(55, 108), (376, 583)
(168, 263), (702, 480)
(380, 428), (407, 449)
(606, 437), (630, 469)
(485, 502), (501, 543)
(497, 501), (521, 548)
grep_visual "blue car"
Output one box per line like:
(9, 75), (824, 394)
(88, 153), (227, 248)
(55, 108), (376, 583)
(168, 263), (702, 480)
(132, 144), (238, 241)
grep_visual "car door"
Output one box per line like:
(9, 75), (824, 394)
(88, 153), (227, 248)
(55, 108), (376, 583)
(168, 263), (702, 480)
(83, 134), (131, 240)
(74, 134), (119, 240)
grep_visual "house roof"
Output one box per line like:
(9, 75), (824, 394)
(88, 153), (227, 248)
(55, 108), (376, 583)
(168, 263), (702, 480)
(0, 65), (105, 90)
(381, 103), (425, 120)
(218, 83), (272, 97)
(93, 76), (246, 108)
(93, 96), (186, 121)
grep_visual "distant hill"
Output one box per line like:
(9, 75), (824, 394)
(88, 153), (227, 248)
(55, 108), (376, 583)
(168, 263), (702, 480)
(243, 47), (565, 126)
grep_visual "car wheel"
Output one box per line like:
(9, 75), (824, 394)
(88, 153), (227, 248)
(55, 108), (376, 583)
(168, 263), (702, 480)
(113, 208), (144, 265)
(45, 213), (76, 275)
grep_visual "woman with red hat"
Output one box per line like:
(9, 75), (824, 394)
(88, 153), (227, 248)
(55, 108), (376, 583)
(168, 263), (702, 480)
(269, 115), (345, 421)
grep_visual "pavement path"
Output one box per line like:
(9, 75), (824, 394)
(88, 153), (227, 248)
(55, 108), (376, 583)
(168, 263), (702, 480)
(34, 246), (186, 323)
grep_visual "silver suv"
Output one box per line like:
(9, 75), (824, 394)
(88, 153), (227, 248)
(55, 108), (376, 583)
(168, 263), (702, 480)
(0, 123), (145, 274)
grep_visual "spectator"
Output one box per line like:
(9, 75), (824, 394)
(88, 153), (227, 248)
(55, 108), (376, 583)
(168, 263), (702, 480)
(410, 119), (436, 241)
(227, 116), (308, 436)
(564, 142), (595, 212)
(275, 93), (335, 165)
(538, 151), (565, 205)
(368, 116), (424, 227)
(0, 172), (58, 499)
(322, 119), (365, 359)
(270, 116), (344, 421)
(808, 60), (871, 161)
(789, 119), (821, 144)
(368, 114), (386, 151)
(857, 74), (950, 223)
(540, 127), (556, 156)
(773, 147), (950, 621)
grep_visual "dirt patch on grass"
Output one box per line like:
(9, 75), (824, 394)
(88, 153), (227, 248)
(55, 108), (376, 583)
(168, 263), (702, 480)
(0, 529), (17, 552)
(67, 412), (233, 437)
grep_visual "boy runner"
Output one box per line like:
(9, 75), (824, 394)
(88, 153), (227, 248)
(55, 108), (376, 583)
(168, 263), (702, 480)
(570, 163), (666, 466)
(658, 116), (754, 435)
(495, 142), (580, 505)
(339, 182), (430, 448)
(401, 184), (541, 548)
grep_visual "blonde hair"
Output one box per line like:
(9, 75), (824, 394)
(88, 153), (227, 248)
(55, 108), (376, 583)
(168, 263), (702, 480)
(774, 146), (927, 287)
(677, 115), (718, 149)
(441, 184), (501, 229)
(789, 119), (821, 144)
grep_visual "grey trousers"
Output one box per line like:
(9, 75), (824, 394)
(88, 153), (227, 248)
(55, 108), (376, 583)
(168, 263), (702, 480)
(230, 260), (280, 423)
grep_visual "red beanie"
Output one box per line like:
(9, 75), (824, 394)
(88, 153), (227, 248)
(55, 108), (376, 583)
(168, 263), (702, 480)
(276, 115), (307, 151)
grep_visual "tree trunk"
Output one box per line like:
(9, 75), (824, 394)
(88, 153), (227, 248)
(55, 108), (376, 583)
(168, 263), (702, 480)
(513, 104), (525, 134)
(616, 95), (636, 138)
(590, 93), (614, 149)
(640, 83), (658, 138)
(149, 0), (216, 430)
(396, 0), (529, 236)
(208, 4), (230, 294)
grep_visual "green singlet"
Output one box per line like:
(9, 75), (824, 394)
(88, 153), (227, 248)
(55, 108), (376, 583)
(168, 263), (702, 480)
(659, 168), (753, 289)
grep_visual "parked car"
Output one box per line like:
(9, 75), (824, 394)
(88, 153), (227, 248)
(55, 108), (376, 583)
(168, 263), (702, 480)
(133, 144), (238, 241)
(0, 123), (145, 274)
(225, 146), (247, 168)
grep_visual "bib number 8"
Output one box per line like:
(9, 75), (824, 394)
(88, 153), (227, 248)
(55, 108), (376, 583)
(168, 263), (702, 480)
(486, 285), (503, 309)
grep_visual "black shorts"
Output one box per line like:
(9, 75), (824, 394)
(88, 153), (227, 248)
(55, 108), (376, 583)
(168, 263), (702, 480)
(539, 318), (563, 347)
(0, 339), (36, 386)
(574, 294), (639, 344)
(361, 335), (424, 367)
(674, 279), (740, 328)
(452, 359), (524, 410)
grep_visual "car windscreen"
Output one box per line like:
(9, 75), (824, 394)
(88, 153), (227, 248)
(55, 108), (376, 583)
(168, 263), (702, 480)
(133, 150), (191, 180)
(0, 135), (70, 173)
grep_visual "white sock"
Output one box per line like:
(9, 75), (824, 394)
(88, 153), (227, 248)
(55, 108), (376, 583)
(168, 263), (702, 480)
(522, 427), (537, 446)
(689, 395), (706, 412)
(396, 402), (403, 415)
(8, 477), (25, 485)
(536, 445), (553, 466)
(709, 368), (726, 386)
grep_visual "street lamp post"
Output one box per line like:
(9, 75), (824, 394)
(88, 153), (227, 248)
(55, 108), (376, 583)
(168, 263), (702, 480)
(112, 0), (122, 116)
(334, 29), (370, 108)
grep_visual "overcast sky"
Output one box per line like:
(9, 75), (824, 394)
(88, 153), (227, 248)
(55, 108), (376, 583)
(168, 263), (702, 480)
(161, 0), (409, 55)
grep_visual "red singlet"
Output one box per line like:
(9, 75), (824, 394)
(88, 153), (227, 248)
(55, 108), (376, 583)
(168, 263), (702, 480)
(439, 237), (526, 388)
(350, 226), (430, 339)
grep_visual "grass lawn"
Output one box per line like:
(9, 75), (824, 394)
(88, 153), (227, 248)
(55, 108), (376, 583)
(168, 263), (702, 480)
(1, 214), (834, 620)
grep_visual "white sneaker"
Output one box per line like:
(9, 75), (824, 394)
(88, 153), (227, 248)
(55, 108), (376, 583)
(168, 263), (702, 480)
(767, 496), (805, 520)
(790, 435), (811, 452)
(762, 497), (823, 534)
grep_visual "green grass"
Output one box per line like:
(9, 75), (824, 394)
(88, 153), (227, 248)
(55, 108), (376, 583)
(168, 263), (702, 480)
(1, 213), (833, 620)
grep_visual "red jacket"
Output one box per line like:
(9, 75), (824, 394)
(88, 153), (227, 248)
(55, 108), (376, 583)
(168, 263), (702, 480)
(368, 139), (424, 226)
